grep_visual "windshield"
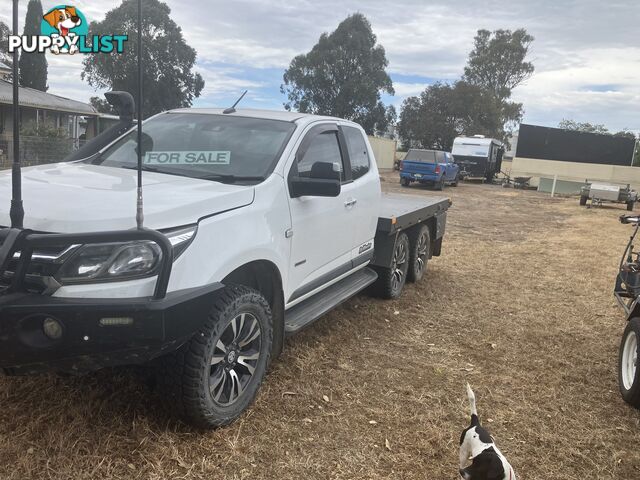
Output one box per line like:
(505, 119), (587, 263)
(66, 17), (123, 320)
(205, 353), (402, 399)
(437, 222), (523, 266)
(89, 113), (296, 182)
(452, 142), (490, 158)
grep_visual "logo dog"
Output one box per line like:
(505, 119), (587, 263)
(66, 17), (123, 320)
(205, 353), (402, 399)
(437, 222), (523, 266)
(459, 384), (516, 480)
(42, 6), (82, 54)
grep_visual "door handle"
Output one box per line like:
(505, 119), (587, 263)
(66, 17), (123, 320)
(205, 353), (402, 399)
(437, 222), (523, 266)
(344, 198), (357, 207)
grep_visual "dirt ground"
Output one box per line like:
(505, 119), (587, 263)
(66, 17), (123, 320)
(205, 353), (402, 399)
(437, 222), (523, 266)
(2, 171), (640, 479)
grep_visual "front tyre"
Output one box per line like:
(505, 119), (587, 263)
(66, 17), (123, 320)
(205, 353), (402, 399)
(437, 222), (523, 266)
(579, 195), (588, 206)
(627, 200), (635, 212)
(619, 318), (640, 409)
(159, 285), (273, 428)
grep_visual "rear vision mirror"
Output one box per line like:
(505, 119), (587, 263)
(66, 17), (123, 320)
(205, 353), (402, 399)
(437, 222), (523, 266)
(290, 177), (341, 198)
(310, 161), (341, 181)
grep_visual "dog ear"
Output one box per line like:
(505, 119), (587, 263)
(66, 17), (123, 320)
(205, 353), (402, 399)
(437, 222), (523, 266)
(43, 10), (58, 27)
(476, 425), (493, 444)
(66, 7), (77, 17)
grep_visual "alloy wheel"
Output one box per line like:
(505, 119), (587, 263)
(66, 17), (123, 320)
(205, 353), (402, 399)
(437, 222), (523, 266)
(209, 312), (262, 406)
(415, 232), (429, 277)
(391, 240), (408, 292)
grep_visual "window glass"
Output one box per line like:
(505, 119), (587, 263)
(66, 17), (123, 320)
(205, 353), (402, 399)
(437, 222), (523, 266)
(343, 126), (370, 180)
(93, 113), (295, 183)
(297, 131), (343, 180)
(405, 149), (437, 162)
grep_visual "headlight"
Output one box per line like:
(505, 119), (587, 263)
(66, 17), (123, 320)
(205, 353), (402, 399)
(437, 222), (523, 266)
(55, 225), (197, 284)
(56, 241), (162, 283)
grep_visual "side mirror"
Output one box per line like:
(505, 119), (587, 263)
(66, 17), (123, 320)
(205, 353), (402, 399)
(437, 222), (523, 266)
(290, 177), (341, 198)
(310, 161), (341, 181)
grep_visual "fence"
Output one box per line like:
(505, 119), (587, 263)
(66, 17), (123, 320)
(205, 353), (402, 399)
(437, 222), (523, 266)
(511, 156), (640, 194)
(0, 135), (80, 170)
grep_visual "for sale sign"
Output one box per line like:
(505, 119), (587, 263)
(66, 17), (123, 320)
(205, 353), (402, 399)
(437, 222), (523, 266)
(144, 151), (231, 165)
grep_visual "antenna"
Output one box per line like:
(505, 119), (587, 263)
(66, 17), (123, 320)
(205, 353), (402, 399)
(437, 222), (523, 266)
(223, 90), (248, 114)
(135, 0), (144, 229)
(9, 0), (23, 229)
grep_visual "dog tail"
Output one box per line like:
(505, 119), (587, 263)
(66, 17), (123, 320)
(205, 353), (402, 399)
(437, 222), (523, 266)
(466, 383), (478, 418)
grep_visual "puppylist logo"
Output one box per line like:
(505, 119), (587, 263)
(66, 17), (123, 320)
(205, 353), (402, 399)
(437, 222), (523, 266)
(8, 4), (127, 55)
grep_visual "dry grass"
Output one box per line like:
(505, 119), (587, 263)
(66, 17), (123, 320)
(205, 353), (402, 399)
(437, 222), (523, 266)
(2, 171), (640, 479)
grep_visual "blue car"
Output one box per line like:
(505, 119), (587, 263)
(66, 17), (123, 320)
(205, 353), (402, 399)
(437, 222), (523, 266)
(400, 149), (459, 190)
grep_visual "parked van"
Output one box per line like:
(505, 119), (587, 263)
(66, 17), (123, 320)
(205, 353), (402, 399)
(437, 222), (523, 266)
(452, 136), (503, 182)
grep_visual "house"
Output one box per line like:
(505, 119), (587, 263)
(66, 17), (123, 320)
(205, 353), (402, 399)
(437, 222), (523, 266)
(0, 78), (99, 167)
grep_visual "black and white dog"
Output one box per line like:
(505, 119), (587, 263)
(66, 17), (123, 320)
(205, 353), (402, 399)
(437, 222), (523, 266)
(459, 384), (516, 480)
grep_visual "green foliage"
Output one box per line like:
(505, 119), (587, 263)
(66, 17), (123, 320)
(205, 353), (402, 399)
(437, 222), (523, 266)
(81, 0), (204, 118)
(89, 96), (117, 115)
(399, 27), (533, 150)
(20, 121), (69, 138)
(281, 13), (394, 135)
(464, 29), (534, 100)
(398, 81), (520, 150)
(19, 0), (48, 91)
(558, 119), (610, 135)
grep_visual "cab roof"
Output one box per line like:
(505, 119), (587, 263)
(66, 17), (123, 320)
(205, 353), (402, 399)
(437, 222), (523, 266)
(167, 108), (344, 125)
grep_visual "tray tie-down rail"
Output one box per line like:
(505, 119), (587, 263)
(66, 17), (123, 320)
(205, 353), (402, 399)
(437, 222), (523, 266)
(0, 228), (174, 300)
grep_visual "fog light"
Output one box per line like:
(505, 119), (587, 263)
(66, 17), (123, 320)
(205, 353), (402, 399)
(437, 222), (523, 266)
(42, 317), (63, 340)
(99, 317), (134, 326)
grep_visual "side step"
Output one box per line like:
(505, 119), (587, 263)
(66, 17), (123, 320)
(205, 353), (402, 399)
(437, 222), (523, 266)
(284, 267), (378, 335)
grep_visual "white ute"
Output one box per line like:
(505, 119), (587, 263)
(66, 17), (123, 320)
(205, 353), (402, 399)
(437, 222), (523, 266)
(0, 105), (450, 428)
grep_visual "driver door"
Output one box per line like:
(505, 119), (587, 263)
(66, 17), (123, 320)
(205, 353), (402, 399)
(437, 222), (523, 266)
(286, 124), (358, 304)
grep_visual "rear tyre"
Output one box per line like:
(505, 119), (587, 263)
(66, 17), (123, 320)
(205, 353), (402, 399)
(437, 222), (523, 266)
(370, 232), (410, 299)
(627, 201), (635, 212)
(435, 177), (445, 191)
(579, 195), (588, 206)
(158, 285), (273, 428)
(408, 225), (431, 283)
(619, 318), (640, 409)
(400, 177), (410, 187)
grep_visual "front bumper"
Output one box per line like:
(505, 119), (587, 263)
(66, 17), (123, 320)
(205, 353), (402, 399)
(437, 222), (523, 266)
(0, 227), (222, 374)
(0, 284), (223, 374)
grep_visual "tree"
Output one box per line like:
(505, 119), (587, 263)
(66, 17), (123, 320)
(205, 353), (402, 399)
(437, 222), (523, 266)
(281, 13), (394, 135)
(0, 20), (12, 73)
(463, 28), (534, 100)
(558, 119), (609, 135)
(89, 96), (117, 115)
(397, 81), (513, 151)
(19, 0), (48, 91)
(82, 0), (204, 118)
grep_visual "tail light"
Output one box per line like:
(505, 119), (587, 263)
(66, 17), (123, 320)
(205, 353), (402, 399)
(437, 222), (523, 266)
(399, 161), (403, 170)
(435, 165), (441, 174)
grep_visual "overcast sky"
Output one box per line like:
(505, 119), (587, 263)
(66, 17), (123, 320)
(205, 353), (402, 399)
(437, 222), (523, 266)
(2, 0), (639, 132)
